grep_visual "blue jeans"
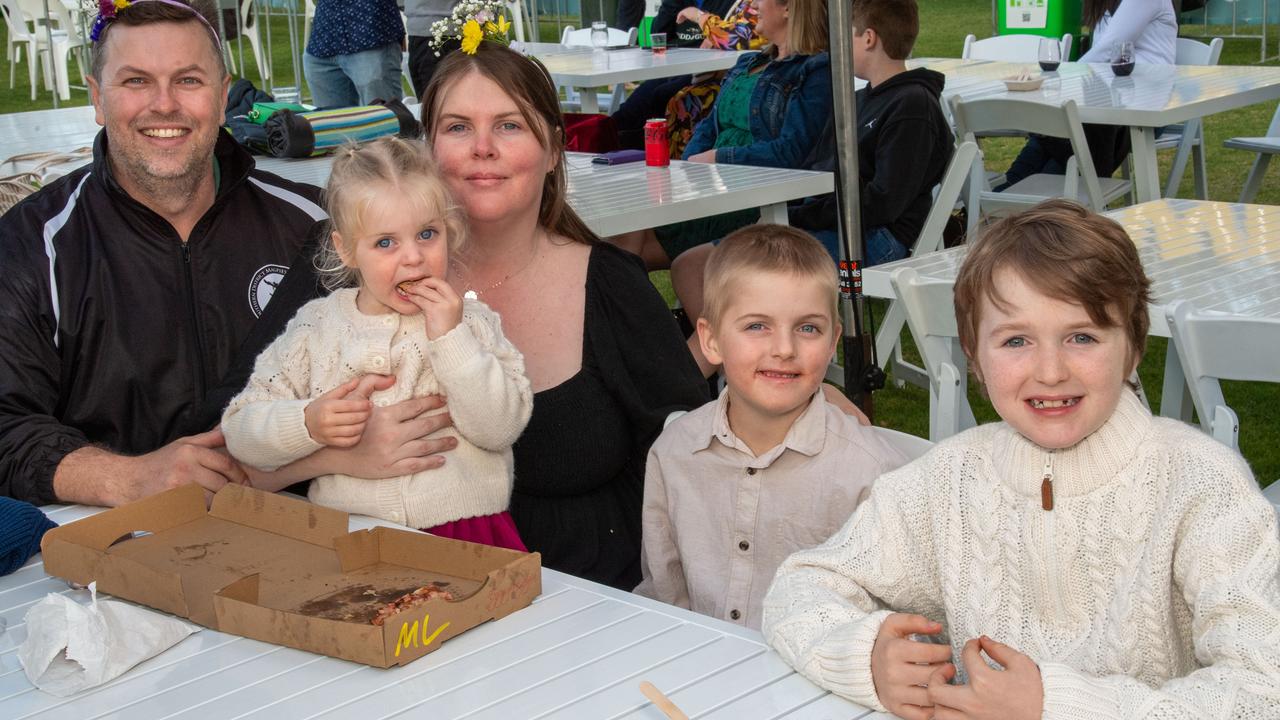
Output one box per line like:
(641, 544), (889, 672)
(810, 226), (907, 266)
(304, 42), (403, 108)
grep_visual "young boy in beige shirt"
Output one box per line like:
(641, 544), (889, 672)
(635, 225), (911, 629)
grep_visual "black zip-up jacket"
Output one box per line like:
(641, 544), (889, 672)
(0, 130), (326, 504)
(791, 68), (953, 249)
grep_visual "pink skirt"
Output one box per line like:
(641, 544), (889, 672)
(422, 511), (527, 552)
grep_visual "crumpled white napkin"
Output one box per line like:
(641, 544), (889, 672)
(18, 582), (199, 696)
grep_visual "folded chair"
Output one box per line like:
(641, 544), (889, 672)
(889, 267), (977, 442)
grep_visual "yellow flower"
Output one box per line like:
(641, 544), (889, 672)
(461, 19), (483, 54)
(494, 15), (511, 36)
(114, 0), (130, 8)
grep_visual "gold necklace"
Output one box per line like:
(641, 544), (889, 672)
(453, 231), (544, 298)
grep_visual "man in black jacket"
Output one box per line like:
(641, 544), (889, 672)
(0, 0), (450, 507)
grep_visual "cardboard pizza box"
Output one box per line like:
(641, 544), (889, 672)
(40, 484), (541, 667)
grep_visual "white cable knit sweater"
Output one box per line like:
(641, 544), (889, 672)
(762, 390), (1280, 718)
(222, 289), (532, 529)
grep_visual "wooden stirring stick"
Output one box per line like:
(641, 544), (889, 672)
(639, 681), (690, 720)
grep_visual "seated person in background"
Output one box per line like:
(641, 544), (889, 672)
(612, 0), (762, 151)
(671, 0), (950, 374)
(607, 0), (834, 273)
(763, 200), (1280, 720)
(223, 137), (532, 551)
(635, 225), (910, 630)
(998, 0), (1177, 189)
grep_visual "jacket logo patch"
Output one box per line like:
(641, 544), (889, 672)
(249, 264), (289, 317)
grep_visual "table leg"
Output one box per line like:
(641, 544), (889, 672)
(1159, 340), (1194, 421)
(758, 202), (788, 225)
(1129, 126), (1160, 203)
(579, 91), (600, 114)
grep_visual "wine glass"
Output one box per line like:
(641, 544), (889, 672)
(1111, 41), (1135, 76)
(591, 20), (609, 50)
(1038, 37), (1061, 72)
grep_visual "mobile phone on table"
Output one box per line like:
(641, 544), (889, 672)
(592, 149), (647, 165)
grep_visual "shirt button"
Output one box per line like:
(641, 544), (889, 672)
(746, 467), (756, 475)
(383, 317), (394, 326)
(738, 540), (750, 551)
(729, 609), (741, 620)
(372, 356), (386, 367)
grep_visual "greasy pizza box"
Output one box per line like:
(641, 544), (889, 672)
(40, 483), (542, 668)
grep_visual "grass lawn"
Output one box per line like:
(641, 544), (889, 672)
(0, 1), (1276, 483)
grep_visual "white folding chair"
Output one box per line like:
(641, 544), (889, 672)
(1224, 101), (1280, 203)
(4, 0), (71, 100)
(889, 267), (977, 442)
(950, 95), (1132, 215)
(873, 426), (934, 461)
(873, 141), (980, 392)
(557, 25), (638, 113)
(1158, 37), (1223, 199)
(506, 0), (531, 42)
(240, 0), (270, 84)
(1165, 300), (1280, 450)
(961, 32), (1071, 62)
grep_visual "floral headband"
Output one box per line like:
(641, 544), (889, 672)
(429, 0), (513, 55)
(90, 0), (219, 43)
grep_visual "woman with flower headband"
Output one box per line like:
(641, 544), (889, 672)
(419, 42), (709, 590)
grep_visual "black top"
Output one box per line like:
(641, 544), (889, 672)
(790, 68), (953, 249)
(652, 0), (738, 47)
(0, 131), (324, 503)
(510, 243), (709, 590)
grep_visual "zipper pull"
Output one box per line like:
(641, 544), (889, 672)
(1040, 454), (1054, 511)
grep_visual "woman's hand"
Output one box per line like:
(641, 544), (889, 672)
(676, 6), (704, 23)
(870, 613), (952, 720)
(926, 636), (1044, 720)
(687, 149), (717, 164)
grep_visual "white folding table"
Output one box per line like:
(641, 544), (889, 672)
(256, 153), (834, 237)
(0, 105), (97, 166)
(519, 43), (743, 114)
(861, 198), (1280, 423)
(0, 503), (878, 720)
(912, 58), (1280, 203)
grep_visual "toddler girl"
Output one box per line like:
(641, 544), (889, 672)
(223, 136), (532, 551)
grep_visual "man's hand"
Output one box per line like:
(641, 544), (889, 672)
(53, 428), (249, 507)
(869, 613), (952, 720)
(304, 377), (374, 447)
(926, 636), (1044, 720)
(676, 6), (703, 23)
(687, 149), (717, 164)
(402, 276), (463, 340)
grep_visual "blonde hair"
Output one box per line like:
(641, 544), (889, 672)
(316, 137), (467, 291)
(954, 199), (1151, 375)
(702, 224), (839, 328)
(784, 0), (830, 56)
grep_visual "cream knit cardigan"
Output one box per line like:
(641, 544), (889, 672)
(223, 289), (532, 529)
(762, 391), (1280, 718)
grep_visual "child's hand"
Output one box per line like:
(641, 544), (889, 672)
(304, 377), (376, 447)
(925, 636), (1043, 720)
(870, 613), (952, 720)
(402, 276), (463, 340)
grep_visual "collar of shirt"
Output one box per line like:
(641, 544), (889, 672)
(697, 387), (827, 463)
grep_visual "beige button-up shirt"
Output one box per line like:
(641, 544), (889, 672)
(636, 389), (911, 629)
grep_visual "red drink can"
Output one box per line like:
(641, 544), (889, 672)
(644, 118), (669, 167)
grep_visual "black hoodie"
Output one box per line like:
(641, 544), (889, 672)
(792, 67), (953, 252)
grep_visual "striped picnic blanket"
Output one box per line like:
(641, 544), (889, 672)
(264, 99), (421, 158)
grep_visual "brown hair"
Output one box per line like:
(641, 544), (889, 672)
(953, 199), (1151, 376)
(92, 0), (225, 80)
(851, 0), (918, 60)
(316, 137), (466, 291)
(702, 224), (839, 328)
(783, 0), (830, 56)
(1082, 0), (1124, 31)
(419, 43), (599, 246)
